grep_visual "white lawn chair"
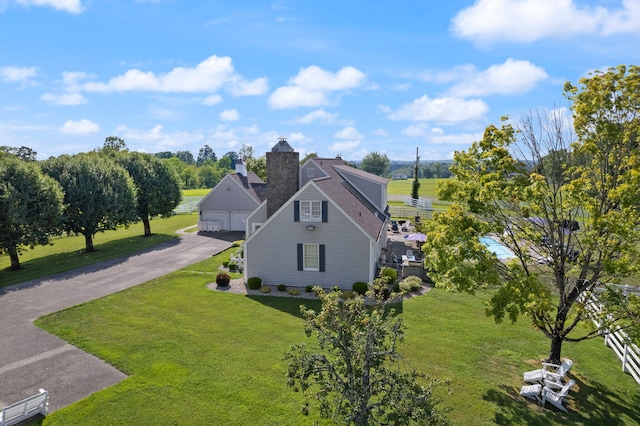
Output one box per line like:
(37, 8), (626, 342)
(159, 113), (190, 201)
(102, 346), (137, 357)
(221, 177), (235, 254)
(540, 379), (575, 412)
(519, 383), (542, 401)
(401, 220), (411, 232)
(523, 359), (572, 385)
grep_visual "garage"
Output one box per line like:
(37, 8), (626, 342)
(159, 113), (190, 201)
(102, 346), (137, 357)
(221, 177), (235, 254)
(230, 211), (251, 232)
(202, 211), (229, 230)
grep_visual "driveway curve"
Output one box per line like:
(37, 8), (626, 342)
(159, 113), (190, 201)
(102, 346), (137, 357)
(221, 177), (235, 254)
(0, 230), (237, 412)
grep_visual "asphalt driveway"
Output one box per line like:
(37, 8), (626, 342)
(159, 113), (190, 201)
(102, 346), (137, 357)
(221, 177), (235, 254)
(0, 230), (237, 412)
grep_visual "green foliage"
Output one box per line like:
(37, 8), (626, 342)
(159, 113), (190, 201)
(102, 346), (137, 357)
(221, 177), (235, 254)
(285, 288), (447, 425)
(247, 277), (262, 290)
(288, 288), (300, 296)
(216, 272), (231, 286)
(412, 159), (420, 199)
(341, 290), (355, 299)
(305, 285), (314, 293)
(277, 284), (287, 292)
(260, 285), (272, 293)
(360, 152), (390, 176)
(352, 281), (368, 295)
(400, 276), (423, 292)
(231, 240), (244, 247)
(0, 156), (64, 270)
(222, 260), (229, 267)
(228, 262), (238, 271)
(42, 153), (137, 253)
(380, 266), (397, 283)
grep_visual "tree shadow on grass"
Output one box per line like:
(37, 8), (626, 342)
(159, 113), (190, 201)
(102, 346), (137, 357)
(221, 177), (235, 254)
(485, 373), (640, 425)
(245, 294), (404, 320)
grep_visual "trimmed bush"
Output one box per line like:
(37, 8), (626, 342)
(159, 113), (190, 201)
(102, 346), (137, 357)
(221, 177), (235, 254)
(260, 285), (272, 293)
(222, 260), (229, 268)
(342, 290), (355, 299)
(247, 277), (262, 290)
(277, 284), (287, 292)
(400, 276), (422, 293)
(231, 240), (244, 247)
(288, 288), (300, 296)
(380, 266), (397, 283)
(305, 285), (314, 293)
(352, 281), (368, 295)
(228, 262), (238, 271)
(216, 272), (231, 287)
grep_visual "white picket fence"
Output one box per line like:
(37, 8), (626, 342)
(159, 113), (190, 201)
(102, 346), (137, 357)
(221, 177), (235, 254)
(580, 289), (640, 385)
(403, 196), (433, 211)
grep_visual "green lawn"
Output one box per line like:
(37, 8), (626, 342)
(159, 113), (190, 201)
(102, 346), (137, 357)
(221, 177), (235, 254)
(387, 178), (448, 198)
(36, 250), (640, 425)
(0, 214), (197, 288)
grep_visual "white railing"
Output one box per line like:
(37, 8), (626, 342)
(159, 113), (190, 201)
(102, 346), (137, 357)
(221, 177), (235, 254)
(403, 197), (433, 211)
(580, 292), (640, 385)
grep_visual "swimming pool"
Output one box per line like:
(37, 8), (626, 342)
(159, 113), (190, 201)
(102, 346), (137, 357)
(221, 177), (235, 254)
(480, 236), (517, 260)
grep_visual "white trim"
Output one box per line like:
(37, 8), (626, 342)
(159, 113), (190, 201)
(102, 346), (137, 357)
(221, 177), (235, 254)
(303, 243), (320, 271)
(300, 200), (322, 222)
(252, 222), (263, 233)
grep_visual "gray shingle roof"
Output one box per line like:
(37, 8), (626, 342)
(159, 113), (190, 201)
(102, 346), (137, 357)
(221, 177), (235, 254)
(229, 172), (267, 203)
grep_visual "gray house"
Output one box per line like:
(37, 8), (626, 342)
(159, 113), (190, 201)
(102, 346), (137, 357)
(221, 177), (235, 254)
(196, 160), (266, 232)
(243, 140), (389, 289)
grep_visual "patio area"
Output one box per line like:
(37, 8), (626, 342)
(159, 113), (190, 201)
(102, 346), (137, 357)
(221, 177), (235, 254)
(383, 220), (428, 280)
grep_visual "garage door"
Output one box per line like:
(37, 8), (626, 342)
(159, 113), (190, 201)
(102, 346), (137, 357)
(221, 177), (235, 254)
(203, 211), (229, 230)
(230, 212), (250, 231)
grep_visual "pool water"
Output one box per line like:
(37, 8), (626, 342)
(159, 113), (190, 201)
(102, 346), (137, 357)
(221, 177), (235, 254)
(479, 236), (517, 260)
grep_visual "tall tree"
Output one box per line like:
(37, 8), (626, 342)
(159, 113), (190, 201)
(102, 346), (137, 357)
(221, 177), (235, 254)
(411, 147), (420, 199)
(0, 157), (63, 270)
(42, 153), (137, 252)
(222, 151), (238, 165)
(101, 136), (128, 154)
(423, 67), (640, 363)
(285, 287), (447, 425)
(197, 145), (216, 166)
(176, 150), (195, 165)
(1, 146), (38, 161)
(238, 143), (254, 161)
(246, 156), (266, 181)
(116, 152), (182, 236)
(197, 165), (224, 188)
(360, 152), (390, 176)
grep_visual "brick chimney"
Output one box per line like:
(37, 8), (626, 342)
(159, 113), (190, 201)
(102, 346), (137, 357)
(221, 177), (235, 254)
(266, 138), (299, 218)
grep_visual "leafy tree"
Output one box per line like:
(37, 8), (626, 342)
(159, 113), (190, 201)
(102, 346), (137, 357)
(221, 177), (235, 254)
(101, 136), (128, 154)
(222, 151), (238, 165)
(411, 160), (420, 199)
(238, 143), (254, 161)
(0, 156), (63, 270)
(154, 151), (173, 159)
(300, 152), (318, 165)
(216, 156), (232, 172)
(1, 146), (38, 161)
(246, 156), (266, 181)
(115, 152), (182, 236)
(42, 153), (137, 252)
(181, 165), (199, 189)
(285, 287), (448, 425)
(197, 145), (216, 166)
(176, 150), (195, 165)
(360, 152), (390, 176)
(198, 165), (224, 188)
(423, 67), (640, 363)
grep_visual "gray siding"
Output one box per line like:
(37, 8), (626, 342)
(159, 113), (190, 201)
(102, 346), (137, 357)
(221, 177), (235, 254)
(246, 202), (267, 236)
(339, 171), (385, 211)
(245, 185), (373, 288)
(198, 176), (260, 213)
(300, 162), (327, 187)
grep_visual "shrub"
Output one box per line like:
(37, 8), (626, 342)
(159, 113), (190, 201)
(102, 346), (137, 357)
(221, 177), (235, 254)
(288, 288), (300, 296)
(392, 282), (401, 293)
(260, 285), (272, 293)
(216, 272), (231, 286)
(277, 284), (287, 292)
(231, 240), (244, 247)
(400, 276), (422, 293)
(222, 260), (229, 268)
(342, 290), (355, 299)
(228, 262), (238, 271)
(380, 267), (397, 283)
(305, 285), (314, 293)
(247, 277), (262, 290)
(352, 282), (368, 295)
(331, 285), (341, 293)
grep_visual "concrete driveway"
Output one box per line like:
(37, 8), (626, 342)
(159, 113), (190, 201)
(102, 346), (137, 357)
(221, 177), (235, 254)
(0, 230), (237, 412)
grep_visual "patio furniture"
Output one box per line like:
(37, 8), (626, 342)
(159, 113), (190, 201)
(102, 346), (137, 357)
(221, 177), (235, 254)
(540, 379), (575, 412)
(524, 359), (572, 385)
(519, 383), (542, 401)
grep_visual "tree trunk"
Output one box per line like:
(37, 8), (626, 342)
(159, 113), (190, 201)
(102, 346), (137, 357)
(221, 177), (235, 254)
(142, 215), (151, 237)
(84, 233), (95, 252)
(547, 305), (569, 364)
(8, 246), (21, 270)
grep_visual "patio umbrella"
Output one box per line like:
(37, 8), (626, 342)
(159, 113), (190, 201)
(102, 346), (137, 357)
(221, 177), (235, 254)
(404, 232), (427, 242)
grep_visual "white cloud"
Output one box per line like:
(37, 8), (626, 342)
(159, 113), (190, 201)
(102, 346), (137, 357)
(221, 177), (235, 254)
(297, 109), (339, 124)
(373, 128), (388, 137)
(451, 0), (640, 44)
(448, 59), (548, 97)
(0, 66), (38, 85)
(202, 94), (222, 105)
(269, 65), (366, 109)
(219, 109), (240, 121)
(41, 92), (87, 105)
(330, 140), (361, 152)
(80, 55), (265, 96)
(388, 95), (489, 123)
(17, 0), (84, 14)
(60, 119), (99, 134)
(334, 126), (363, 140)
(115, 124), (205, 150)
(402, 123), (429, 138)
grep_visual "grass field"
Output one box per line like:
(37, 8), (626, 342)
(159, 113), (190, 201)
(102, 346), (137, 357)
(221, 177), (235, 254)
(36, 250), (640, 425)
(387, 178), (447, 198)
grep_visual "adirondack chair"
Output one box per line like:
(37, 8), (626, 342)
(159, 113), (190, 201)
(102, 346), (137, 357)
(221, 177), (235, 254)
(519, 383), (542, 401)
(540, 379), (575, 412)
(523, 359), (572, 385)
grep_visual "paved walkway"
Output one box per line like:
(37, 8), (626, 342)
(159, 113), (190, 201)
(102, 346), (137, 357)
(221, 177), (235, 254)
(0, 230), (237, 412)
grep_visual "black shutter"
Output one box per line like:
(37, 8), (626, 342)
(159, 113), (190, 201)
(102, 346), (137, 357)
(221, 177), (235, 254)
(319, 244), (325, 272)
(294, 201), (300, 222)
(297, 243), (303, 271)
(322, 201), (328, 222)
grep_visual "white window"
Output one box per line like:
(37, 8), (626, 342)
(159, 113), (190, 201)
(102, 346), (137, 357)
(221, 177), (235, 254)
(304, 244), (319, 271)
(300, 200), (322, 222)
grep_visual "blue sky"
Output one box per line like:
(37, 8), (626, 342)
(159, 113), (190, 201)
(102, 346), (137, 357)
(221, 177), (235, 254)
(1, 1), (639, 161)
